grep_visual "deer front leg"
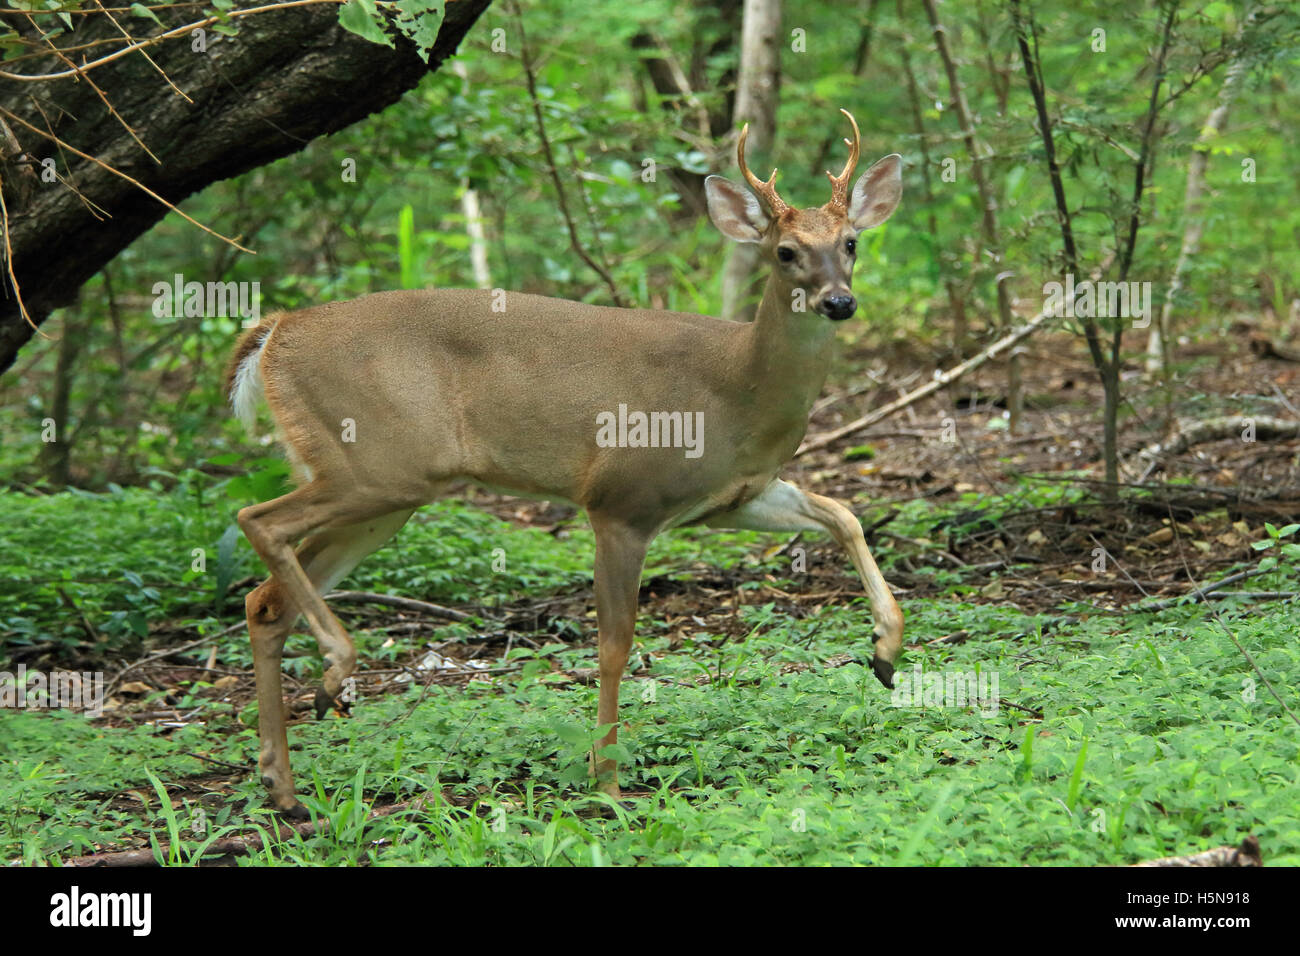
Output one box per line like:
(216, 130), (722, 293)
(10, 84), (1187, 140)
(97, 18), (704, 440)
(706, 479), (904, 687)
(587, 514), (651, 797)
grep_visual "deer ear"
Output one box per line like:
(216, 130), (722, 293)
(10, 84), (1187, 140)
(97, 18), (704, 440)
(848, 154), (902, 230)
(705, 175), (769, 243)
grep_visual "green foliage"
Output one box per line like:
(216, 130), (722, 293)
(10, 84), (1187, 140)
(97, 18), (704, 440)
(2, 0), (1299, 868)
(338, 0), (446, 61)
(4, 570), (1297, 865)
(5, 1), (1298, 488)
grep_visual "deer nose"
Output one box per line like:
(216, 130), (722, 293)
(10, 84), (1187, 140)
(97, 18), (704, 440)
(821, 294), (857, 321)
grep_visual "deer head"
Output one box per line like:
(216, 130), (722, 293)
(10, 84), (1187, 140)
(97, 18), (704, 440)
(704, 109), (902, 321)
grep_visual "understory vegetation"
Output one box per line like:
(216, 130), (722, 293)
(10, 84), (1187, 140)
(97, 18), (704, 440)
(3, 479), (1297, 866)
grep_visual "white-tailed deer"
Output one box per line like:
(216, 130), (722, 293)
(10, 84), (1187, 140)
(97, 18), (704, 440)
(228, 110), (904, 816)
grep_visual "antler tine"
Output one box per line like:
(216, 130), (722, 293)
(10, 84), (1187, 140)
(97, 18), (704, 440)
(825, 108), (861, 209)
(736, 123), (790, 216)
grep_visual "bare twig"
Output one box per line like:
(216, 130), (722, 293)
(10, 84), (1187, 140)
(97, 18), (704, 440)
(324, 590), (473, 623)
(92, 0), (192, 104)
(510, 1), (628, 307)
(0, 172), (38, 332)
(23, 11), (160, 164)
(798, 258), (1113, 456)
(0, 105), (254, 254)
(0, 0), (347, 82)
(107, 621), (246, 697)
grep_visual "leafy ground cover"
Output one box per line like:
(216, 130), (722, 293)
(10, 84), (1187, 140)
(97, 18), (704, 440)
(3, 479), (1296, 866)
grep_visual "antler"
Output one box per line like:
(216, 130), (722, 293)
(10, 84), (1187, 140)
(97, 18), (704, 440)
(736, 123), (790, 217)
(825, 108), (861, 210)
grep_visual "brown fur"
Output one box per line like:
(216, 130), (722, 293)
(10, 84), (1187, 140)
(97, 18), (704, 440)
(228, 123), (907, 814)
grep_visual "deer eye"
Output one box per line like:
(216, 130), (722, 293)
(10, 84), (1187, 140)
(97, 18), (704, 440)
(777, 247), (797, 263)
(845, 238), (857, 255)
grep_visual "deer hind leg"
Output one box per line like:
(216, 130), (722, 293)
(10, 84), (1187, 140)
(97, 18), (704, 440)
(239, 492), (415, 814)
(706, 478), (904, 688)
(587, 513), (651, 798)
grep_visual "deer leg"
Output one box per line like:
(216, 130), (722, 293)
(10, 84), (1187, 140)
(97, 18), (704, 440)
(245, 575), (302, 816)
(587, 514), (651, 798)
(238, 486), (408, 708)
(239, 491), (414, 813)
(707, 479), (904, 687)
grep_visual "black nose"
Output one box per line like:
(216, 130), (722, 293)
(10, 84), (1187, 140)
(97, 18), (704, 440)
(822, 295), (857, 321)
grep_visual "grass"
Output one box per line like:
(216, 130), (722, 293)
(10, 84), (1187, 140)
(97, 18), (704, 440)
(1, 481), (1298, 865)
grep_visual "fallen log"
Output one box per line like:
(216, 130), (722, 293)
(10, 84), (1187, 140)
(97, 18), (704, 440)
(325, 590), (472, 622)
(1131, 414), (1300, 466)
(1132, 835), (1262, 867)
(1249, 333), (1300, 363)
(797, 304), (1059, 456)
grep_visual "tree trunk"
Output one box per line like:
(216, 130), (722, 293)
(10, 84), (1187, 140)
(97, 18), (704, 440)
(0, 1), (491, 373)
(1101, 361), (1120, 489)
(922, 0), (1022, 430)
(451, 61), (493, 290)
(898, 9), (968, 354)
(721, 0), (781, 322)
(40, 308), (84, 485)
(1146, 26), (1250, 372)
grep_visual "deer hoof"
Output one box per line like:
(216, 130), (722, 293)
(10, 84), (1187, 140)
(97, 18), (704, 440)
(313, 686), (335, 720)
(279, 800), (310, 822)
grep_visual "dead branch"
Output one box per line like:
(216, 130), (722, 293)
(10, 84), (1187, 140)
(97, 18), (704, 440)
(799, 258), (1113, 456)
(1132, 835), (1262, 867)
(324, 590), (473, 623)
(0, 0), (346, 82)
(511, 1), (628, 307)
(1132, 414), (1300, 463)
(1250, 332), (1300, 363)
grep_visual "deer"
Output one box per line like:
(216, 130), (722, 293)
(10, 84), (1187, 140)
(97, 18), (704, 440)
(226, 109), (904, 817)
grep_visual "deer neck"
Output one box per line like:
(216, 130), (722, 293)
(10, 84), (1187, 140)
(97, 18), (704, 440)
(740, 273), (838, 422)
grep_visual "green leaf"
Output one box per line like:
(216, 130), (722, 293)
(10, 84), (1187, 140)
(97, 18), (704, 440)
(395, 0), (445, 61)
(338, 0), (393, 49)
(843, 444), (876, 461)
(129, 3), (163, 27)
(215, 522), (240, 609)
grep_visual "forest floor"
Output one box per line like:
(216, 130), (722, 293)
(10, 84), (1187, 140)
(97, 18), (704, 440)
(3, 322), (1299, 866)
